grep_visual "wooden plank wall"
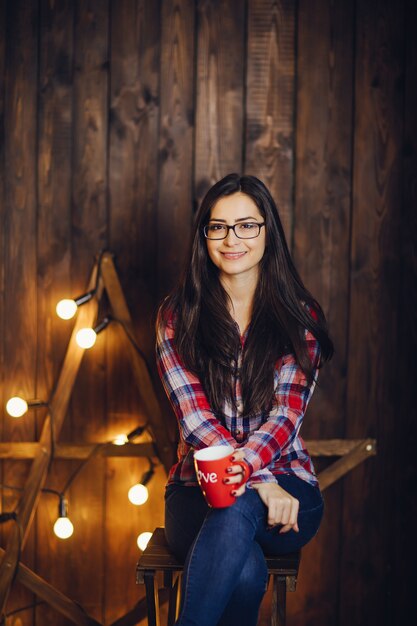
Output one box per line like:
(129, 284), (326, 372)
(36, 0), (75, 623)
(2, 2), (38, 623)
(0, 1), (415, 625)
(106, 0), (163, 620)
(341, 3), (405, 624)
(291, 1), (354, 622)
(397, 3), (417, 625)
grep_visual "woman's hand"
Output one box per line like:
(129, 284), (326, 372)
(223, 449), (248, 497)
(252, 482), (299, 533)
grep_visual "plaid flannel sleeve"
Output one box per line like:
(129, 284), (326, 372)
(241, 329), (320, 475)
(156, 319), (237, 451)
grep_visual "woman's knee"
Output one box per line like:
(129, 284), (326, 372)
(208, 489), (265, 528)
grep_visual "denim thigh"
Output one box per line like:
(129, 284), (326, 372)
(165, 484), (209, 560)
(165, 474), (324, 560)
(254, 474), (324, 555)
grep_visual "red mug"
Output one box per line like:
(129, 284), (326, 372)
(194, 445), (250, 508)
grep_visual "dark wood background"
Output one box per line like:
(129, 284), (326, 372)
(0, 1), (415, 625)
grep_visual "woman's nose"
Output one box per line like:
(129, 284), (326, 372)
(224, 227), (239, 244)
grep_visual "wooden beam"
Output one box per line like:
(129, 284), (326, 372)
(0, 546), (101, 626)
(306, 438), (376, 457)
(0, 263), (102, 613)
(107, 591), (170, 626)
(0, 439), (376, 460)
(100, 252), (175, 473)
(317, 438), (377, 491)
(108, 597), (149, 626)
(0, 442), (156, 460)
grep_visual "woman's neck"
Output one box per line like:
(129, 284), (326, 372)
(220, 273), (258, 334)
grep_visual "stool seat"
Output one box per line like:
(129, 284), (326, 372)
(136, 527), (300, 626)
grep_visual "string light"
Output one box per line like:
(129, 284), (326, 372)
(128, 483), (149, 505)
(6, 396), (28, 417)
(56, 290), (96, 320)
(5, 397), (48, 418)
(5, 252), (165, 551)
(53, 496), (74, 540)
(7, 255), (161, 550)
(56, 250), (106, 320)
(128, 458), (154, 506)
(112, 423), (149, 446)
(76, 317), (111, 349)
(137, 531), (152, 551)
(113, 434), (129, 446)
(75, 328), (97, 349)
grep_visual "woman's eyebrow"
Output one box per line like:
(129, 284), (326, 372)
(208, 216), (258, 223)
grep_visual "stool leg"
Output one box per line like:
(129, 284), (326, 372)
(144, 571), (161, 626)
(271, 575), (286, 626)
(167, 573), (182, 626)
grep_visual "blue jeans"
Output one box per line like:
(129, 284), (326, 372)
(165, 475), (324, 626)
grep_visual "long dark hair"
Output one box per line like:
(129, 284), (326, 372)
(158, 173), (333, 417)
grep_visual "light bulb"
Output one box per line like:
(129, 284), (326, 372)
(113, 434), (129, 446)
(76, 328), (97, 349)
(6, 396), (28, 418)
(53, 517), (74, 539)
(56, 291), (95, 320)
(56, 299), (77, 320)
(137, 531), (152, 551)
(128, 484), (149, 506)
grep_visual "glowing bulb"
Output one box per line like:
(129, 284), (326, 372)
(53, 517), (74, 539)
(76, 328), (97, 349)
(137, 531), (152, 551)
(56, 299), (77, 320)
(6, 396), (28, 418)
(113, 434), (129, 446)
(128, 484), (149, 506)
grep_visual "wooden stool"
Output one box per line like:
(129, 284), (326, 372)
(136, 527), (300, 626)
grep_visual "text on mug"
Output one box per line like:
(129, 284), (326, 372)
(197, 470), (218, 483)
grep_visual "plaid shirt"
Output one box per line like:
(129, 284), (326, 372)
(156, 312), (320, 488)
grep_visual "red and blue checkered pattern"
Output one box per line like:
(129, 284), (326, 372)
(156, 313), (321, 487)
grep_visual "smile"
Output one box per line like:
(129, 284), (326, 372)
(220, 252), (247, 260)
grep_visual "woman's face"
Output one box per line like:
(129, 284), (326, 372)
(206, 192), (266, 283)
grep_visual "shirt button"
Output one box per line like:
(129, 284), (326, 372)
(236, 429), (241, 435)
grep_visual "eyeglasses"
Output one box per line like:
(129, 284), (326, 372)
(203, 222), (265, 240)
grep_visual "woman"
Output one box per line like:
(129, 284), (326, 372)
(156, 174), (333, 626)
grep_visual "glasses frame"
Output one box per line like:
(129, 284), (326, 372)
(203, 222), (265, 240)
